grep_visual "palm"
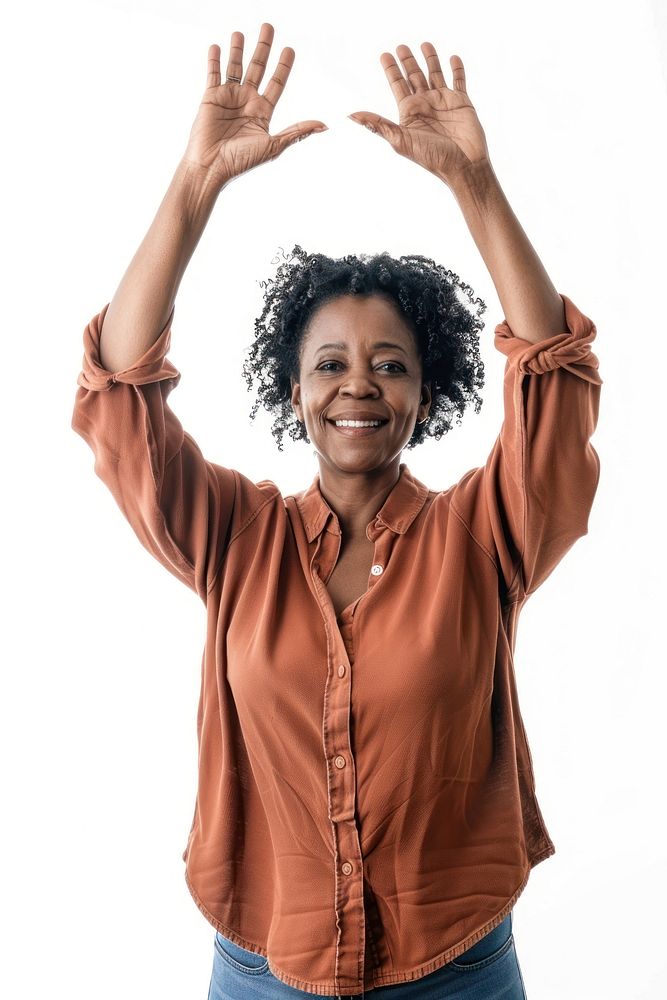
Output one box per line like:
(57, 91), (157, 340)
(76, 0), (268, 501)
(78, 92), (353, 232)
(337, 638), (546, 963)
(394, 88), (487, 175)
(350, 45), (490, 183)
(188, 85), (276, 177)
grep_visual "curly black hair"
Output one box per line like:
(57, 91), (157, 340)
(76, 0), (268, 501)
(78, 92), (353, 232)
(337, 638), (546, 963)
(242, 244), (487, 452)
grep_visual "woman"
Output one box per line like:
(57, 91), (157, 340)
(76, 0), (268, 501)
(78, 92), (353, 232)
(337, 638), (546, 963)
(71, 22), (602, 1000)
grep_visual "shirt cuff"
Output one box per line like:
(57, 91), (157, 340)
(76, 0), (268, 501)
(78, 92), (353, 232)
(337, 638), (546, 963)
(493, 293), (603, 384)
(76, 301), (180, 391)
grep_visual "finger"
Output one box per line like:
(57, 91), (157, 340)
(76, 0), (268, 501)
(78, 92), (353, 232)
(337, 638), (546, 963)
(395, 44), (429, 93)
(380, 53), (412, 104)
(348, 112), (401, 146)
(207, 44), (221, 89)
(225, 30), (244, 84)
(243, 21), (274, 89)
(450, 54), (468, 93)
(272, 120), (329, 155)
(262, 47), (296, 107)
(420, 42), (446, 89)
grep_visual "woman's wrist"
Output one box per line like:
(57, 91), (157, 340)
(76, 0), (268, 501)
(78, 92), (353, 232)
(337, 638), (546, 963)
(446, 157), (498, 210)
(174, 155), (230, 227)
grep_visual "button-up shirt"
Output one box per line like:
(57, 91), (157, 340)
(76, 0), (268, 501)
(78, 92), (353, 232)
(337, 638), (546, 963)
(71, 292), (602, 996)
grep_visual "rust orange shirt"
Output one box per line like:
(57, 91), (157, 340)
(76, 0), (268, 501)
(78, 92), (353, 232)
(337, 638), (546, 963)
(71, 292), (602, 996)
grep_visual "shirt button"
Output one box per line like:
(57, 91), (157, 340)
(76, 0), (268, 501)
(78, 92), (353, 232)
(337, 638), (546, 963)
(334, 755), (346, 769)
(371, 564), (384, 576)
(338, 664), (346, 677)
(341, 862), (353, 875)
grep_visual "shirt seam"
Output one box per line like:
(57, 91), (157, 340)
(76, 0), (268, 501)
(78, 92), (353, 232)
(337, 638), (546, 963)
(468, 365), (528, 600)
(138, 390), (199, 591)
(206, 482), (282, 595)
(449, 498), (526, 612)
(512, 372), (529, 597)
(448, 497), (500, 575)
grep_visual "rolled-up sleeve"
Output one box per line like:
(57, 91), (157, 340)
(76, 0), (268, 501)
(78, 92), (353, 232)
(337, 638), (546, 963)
(450, 293), (603, 602)
(71, 303), (277, 602)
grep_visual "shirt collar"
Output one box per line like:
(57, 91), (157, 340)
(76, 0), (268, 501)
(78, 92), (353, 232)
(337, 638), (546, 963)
(294, 462), (430, 543)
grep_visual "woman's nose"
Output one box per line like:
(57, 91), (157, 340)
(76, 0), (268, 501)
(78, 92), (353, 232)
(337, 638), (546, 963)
(338, 370), (381, 395)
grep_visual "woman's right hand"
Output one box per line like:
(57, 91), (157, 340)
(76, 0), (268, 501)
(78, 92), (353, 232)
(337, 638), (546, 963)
(182, 22), (328, 189)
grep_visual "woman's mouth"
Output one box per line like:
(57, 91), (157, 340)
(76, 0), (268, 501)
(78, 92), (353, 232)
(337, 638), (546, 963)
(327, 419), (388, 437)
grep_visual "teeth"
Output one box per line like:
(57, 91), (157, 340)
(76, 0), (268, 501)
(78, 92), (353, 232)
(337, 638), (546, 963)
(334, 420), (382, 427)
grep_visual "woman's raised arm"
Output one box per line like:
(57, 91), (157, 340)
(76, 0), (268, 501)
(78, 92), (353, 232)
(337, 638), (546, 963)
(99, 22), (327, 373)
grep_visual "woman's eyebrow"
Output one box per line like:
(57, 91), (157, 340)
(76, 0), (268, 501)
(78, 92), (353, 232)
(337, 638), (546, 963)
(314, 341), (408, 355)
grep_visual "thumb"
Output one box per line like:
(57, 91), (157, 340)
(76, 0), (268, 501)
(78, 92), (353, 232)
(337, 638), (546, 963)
(273, 120), (329, 156)
(348, 113), (401, 146)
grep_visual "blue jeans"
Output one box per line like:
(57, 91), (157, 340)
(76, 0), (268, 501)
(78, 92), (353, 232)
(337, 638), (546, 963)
(207, 911), (527, 999)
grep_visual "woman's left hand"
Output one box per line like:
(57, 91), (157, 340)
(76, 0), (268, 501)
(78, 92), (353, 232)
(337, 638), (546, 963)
(349, 44), (490, 187)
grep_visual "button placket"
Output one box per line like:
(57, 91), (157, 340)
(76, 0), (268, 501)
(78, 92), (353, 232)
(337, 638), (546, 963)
(309, 521), (366, 990)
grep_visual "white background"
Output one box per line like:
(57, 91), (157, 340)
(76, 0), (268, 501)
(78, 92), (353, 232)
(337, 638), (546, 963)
(2, 0), (666, 997)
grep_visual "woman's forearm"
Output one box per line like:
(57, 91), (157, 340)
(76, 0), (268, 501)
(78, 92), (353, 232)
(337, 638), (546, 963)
(448, 159), (566, 345)
(98, 158), (224, 373)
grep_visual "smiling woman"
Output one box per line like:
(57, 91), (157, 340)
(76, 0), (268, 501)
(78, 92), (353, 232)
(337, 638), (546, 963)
(243, 244), (487, 454)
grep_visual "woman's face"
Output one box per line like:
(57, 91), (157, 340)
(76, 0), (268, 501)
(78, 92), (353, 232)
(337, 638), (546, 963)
(290, 293), (432, 476)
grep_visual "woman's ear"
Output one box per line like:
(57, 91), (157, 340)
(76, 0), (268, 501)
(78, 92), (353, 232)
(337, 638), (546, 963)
(421, 380), (432, 411)
(290, 375), (302, 422)
(416, 381), (432, 424)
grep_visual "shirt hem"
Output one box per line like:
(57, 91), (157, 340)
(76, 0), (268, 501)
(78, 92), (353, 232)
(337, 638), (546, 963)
(185, 847), (554, 995)
(183, 865), (270, 959)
